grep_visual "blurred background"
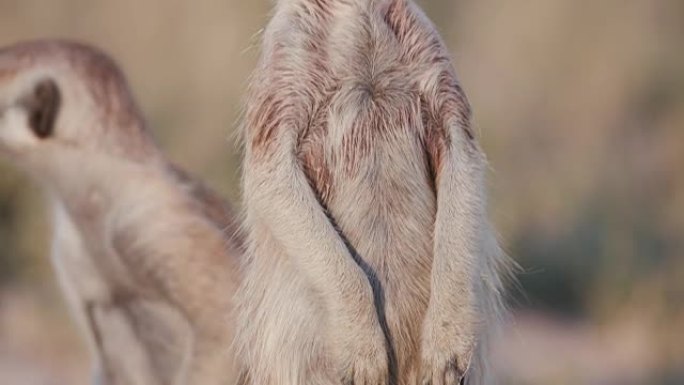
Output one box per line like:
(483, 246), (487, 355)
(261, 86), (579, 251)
(0, 0), (681, 384)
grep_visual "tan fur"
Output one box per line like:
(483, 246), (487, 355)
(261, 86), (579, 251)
(237, 1), (509, 384)
(0, 40), (242, 385)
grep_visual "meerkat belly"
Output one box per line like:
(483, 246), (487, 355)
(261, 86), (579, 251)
(301, 125), (435, 370)
(331, 150), (435, 297)
(338, 141), (434, 349)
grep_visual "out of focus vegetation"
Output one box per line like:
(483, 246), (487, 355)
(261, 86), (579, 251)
(0, 0), (681, 384)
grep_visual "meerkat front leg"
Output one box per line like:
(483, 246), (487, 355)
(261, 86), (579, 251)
(419, 78), (487, 385)
(176, 332), (236, 385)
(244, 130), (390, 385)
(49, 208), (121, 385)
(375, 1), (488, 381)
(111, 219), (237, 385)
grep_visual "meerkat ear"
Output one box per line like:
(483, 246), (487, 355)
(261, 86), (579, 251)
(25, 78), (61, 139)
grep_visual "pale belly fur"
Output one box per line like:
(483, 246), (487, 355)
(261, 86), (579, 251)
(313, 130), (436, 379)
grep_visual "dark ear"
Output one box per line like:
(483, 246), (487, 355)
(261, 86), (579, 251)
(25, 78), (61, 139)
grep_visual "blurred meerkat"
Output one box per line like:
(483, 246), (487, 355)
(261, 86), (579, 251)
(237, 0), (508, 385)
(0, 40), (242, 385)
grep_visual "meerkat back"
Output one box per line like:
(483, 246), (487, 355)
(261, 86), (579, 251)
(0, 40), (242, 385)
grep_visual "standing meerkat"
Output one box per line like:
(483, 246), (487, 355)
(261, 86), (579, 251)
(0, 40), (242, 385)
(237, 1), (508, 385)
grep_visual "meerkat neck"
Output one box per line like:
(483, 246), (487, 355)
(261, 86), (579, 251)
(44, 147), (169, 221)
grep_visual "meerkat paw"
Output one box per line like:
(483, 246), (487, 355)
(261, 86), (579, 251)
(337, 326), (390, 385)
(419, 314), (475, 385)
(91, 368), (107, 385)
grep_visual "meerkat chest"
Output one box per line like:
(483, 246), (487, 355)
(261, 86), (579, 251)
(51, 200), (112, 302)
(297, 83), (436, 270)
(52, 185), (154, 297)
(299, 80), (426, 197)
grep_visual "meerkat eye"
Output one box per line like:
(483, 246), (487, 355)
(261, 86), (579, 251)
(24, 78), (61, 139)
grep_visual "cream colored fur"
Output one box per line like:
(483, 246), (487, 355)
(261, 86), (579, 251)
(0, 40), (242, 385)
(236, 1), (509, 385)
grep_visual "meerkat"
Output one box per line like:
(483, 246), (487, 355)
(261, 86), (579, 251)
(236, 1), (509, 385)
(0, 40), (242, 385)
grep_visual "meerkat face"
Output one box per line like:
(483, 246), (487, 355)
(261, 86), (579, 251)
(0, 61), (99, 167)
(0, 41), (153, 178)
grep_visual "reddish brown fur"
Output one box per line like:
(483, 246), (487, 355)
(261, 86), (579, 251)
(246, 0), (473, 186)
(247, 1), (336, 153)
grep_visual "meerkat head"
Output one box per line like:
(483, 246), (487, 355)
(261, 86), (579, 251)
(0, 40), (155, 177)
